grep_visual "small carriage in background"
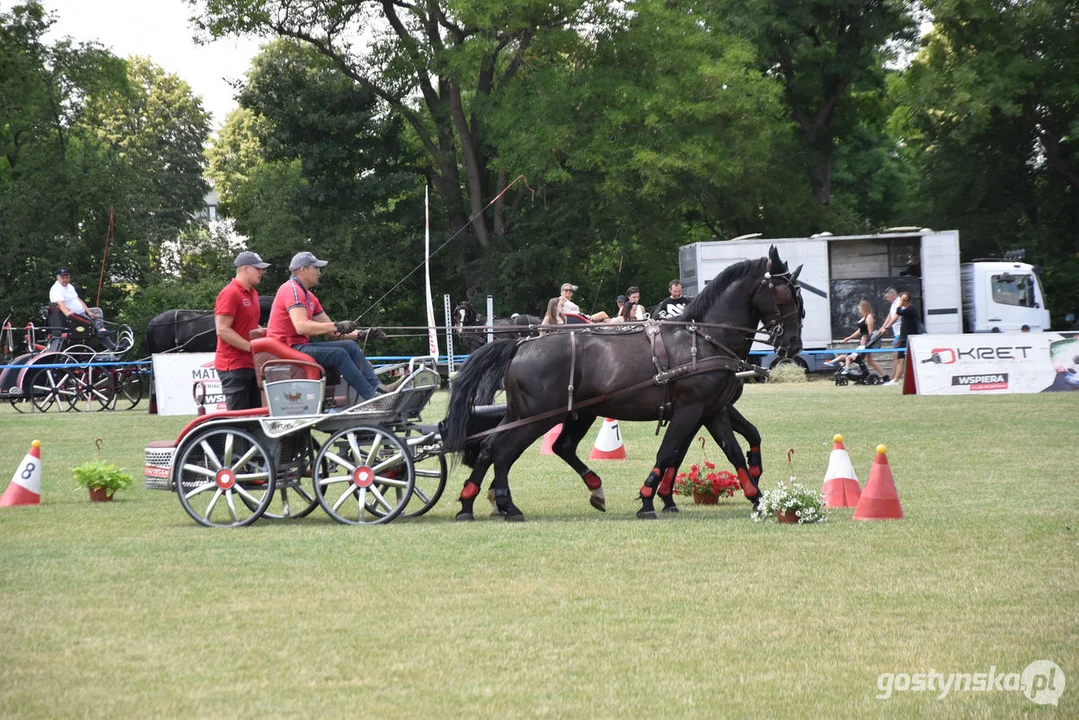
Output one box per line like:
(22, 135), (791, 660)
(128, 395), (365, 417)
(144, 338), (449, 527)
(0, 304), (141, 412)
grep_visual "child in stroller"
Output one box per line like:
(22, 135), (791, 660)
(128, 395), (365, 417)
(830, 329), (887, 385)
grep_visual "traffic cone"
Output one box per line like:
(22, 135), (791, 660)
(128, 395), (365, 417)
(1, 440), (43, 507)
(822, 434), (861, 507)
(539, 424), (563, 455)
(589, 418), (627, 460)
(853, 444), (904, 520)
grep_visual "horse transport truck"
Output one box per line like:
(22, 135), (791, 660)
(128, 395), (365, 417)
(677, 228), (1051, 372)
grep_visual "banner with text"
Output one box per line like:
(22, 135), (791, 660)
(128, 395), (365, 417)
(909, 333), (1079, 395)
(152, 353), (226, 415)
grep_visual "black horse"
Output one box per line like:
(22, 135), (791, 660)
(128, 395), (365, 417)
(442, 247), (803, 521)
(452, 300), (542, 352)
(146, 296), (273, 354)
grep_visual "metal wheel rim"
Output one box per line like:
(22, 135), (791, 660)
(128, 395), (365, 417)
(400, 440), (447, 519)
(260, 435), (321, 520)
(30, 355), (76, 412)
(175, 427), (276, 527)
(314, 425), (414, 525)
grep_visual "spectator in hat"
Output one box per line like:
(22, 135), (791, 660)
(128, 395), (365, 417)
(267, 251), (391, 400)
(48, 267), (115, 350)
(214, 251), (271, 410)
(615, 294), (627, 314)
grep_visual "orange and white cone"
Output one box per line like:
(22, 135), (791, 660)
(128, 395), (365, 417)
(539, 424), (563, 455)
(853, 444), (904, 520)
(822, 434), (861, 508)
(589, 418), (627, 460)
(1, 440), (43, 507)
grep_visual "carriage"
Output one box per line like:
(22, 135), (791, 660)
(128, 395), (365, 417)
(0, 304), (142, 412)
(143, 337), (449, 527)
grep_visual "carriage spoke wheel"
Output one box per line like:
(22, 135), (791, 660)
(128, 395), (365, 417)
(117, 367), (147, 409)
(175, 427), (275, 527)
(400, 431), (447, 519)
(30, 355), (77, 412)
(260, 435), (321, 520)
(314, 426), (414, 525)
(66, 366), (117, 412)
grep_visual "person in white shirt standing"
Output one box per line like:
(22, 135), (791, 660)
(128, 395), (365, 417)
(49, 267), (115, 350)
(878, 286), (902, 385)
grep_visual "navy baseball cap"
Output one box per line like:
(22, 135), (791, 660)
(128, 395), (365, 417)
(289, 251), (329, 271)
(617, 294), (626, 302)
(234, 251), (270, 269)
(57, 267), (71, 276)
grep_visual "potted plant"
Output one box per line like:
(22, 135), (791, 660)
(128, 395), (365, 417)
(673, 444), (741, 505)
(73, 459), (133, 502)
(752, 479), (828, 524)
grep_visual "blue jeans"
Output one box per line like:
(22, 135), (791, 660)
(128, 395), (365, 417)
(295, 340), (379, 400)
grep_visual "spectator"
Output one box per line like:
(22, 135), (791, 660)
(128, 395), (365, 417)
(559, 283), (608, 322)
(214, 251), (270, 410)
(615, 294), (627, 315)
(653, 280), (691, 319)
(826, 300), (886, 379)
(624, 286), (647, 321)
(1021, 325), (1031, 332)
(885, 292), (923, 386)
(541, 297), (566, 329)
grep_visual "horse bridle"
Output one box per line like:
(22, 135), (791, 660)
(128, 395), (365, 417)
(754, 267), (804, 349)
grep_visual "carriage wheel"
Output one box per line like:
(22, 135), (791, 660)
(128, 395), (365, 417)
(313, 425), (414, 525)
(400, 431), (447, 519)
(113, 324), (135, 354)
(175, 427), (275, 527)
(260, 436), (321, 520)
(117, 367), (147, 409)
(30, 356), (77, 412)
(66, 366), (117, 412)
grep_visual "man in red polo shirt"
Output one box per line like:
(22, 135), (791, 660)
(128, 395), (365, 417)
(214, 251), (271, 410)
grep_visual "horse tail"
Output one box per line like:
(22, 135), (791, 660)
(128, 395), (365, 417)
(442, 339), (518, 453)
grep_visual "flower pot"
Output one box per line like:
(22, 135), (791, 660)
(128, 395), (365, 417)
(693, 491), (718, 505)
(88, 487), (112, 503)
(776, 509), (799, 524)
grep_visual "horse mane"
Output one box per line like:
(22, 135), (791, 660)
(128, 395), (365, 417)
(678, 257), (766, 321)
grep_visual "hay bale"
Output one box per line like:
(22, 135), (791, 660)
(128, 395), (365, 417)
(768, 362), (808, 383)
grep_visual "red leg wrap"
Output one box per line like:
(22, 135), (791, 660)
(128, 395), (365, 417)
(461, 482), (480, 500)
(582, 471), (602, 490)
(640, 485), (653, 498)
(657, 467), (677, 496)
(738, 467), (757, 498)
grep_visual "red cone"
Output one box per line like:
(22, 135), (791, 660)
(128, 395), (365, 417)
(853, 444), (904, 520)
(589, 418), (627, 460)
(539, 424), (562, 455)
(1, 440), (43, 507)
(822, 434), (861, 507)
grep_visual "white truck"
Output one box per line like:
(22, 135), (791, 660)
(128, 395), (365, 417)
(677, 229), (1051, 371)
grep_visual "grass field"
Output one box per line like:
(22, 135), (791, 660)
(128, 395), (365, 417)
(1, 383), (1076, 718)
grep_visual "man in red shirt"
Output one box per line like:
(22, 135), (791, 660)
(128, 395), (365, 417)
(214, 251), (270, 410)
(267, 251), (383, 400)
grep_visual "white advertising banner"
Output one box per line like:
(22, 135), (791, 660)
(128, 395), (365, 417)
(909, 333), (1079, 395)
(151, 353), (227, 415)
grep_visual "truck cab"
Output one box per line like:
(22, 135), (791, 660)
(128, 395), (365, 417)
(960, 261), (1050, 332)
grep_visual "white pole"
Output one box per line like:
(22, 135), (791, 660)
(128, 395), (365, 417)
(424, 186), (439, 357)
(443, 293), (455, 374)
(486, 294), (494, 344)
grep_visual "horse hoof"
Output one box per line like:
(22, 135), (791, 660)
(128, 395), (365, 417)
(637, 510), (658, 521)
(504, 512), (526, 523)
(589, 495), (607, 512)
(455, 512), (475, 522)
(661, 505), (680, 514)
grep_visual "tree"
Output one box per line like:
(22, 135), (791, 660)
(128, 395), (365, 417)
(192, 0), (599, 261)
(714, 0), (918, 206)
(892, 0), (1079, 321)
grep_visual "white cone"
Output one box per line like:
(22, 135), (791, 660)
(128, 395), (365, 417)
(589, 418), (627, 460)
(1, 440), (43, 507)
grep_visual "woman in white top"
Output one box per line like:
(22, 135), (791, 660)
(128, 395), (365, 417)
(624, 286), (647, 321)
(541, 297), (565, 331)
(559, 283), (609, 322)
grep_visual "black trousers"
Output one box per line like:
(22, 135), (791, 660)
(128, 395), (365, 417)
(219, 368), (261, 411)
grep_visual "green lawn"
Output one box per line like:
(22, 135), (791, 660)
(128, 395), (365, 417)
(0, 384), (1076, 718)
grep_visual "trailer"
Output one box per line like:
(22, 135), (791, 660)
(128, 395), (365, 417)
(678, 229), (1050, 372)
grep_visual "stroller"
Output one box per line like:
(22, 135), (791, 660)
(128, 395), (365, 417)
(833, 330), (885, 386)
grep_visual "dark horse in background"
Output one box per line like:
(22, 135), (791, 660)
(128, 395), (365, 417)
(442, 247), (804, 520)
(145, 296), (274, 354)
(452, 300), (542, 352)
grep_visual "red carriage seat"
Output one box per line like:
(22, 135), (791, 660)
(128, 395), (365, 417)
(564, 312), (590, 325)
(250, 337), (356, 409)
